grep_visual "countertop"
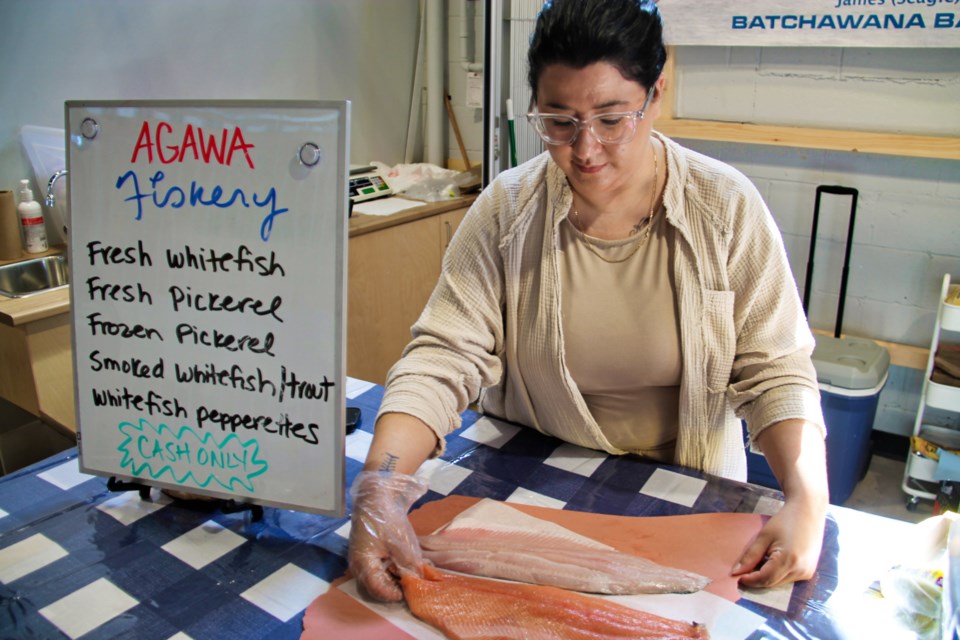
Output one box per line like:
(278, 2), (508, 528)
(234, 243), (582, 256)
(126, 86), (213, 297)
(0, 194), (477, 328)
(347, 193), (476, 237)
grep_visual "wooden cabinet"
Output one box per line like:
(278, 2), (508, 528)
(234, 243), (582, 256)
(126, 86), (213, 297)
(347, 199), (472, 385)
(0, 313), (75, 434)
(438, 209), (467, 254)
(0, 247), (75, 436)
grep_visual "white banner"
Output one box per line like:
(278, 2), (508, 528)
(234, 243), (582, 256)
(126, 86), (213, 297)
(659, 0), (960, 47)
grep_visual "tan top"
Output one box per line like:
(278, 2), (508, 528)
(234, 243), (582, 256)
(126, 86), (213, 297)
(559, 209), (680, 462)
(380, 133), (825, 481)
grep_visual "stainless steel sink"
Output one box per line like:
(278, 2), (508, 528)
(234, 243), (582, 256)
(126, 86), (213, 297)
(0, 255), (70, 298)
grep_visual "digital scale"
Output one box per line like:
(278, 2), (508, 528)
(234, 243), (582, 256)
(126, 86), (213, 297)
(349, 164), (392, 204)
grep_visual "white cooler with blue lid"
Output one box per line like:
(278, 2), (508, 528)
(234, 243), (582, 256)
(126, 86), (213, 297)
(746, 335), (890, 505)
(812, 335), (890, 505)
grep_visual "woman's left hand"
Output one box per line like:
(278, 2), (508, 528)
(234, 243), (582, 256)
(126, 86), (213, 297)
(732, 418), (828, 588)
(731, 496), (824, 588)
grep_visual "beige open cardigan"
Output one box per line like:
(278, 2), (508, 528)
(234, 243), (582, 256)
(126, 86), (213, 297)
(378, 132), (825, 481)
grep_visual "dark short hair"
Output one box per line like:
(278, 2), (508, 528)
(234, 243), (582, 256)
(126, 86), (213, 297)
(527, 0), (667, 101)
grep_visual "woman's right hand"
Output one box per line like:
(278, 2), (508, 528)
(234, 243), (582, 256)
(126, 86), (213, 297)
(347, 470), (430, 601)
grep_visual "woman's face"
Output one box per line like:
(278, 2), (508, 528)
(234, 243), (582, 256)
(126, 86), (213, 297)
(535, 62), (664, 199)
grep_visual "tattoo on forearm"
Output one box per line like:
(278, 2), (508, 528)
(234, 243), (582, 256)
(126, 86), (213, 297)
(379, 452), (399, 473)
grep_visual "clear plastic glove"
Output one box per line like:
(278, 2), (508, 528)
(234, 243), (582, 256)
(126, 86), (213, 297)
(348, 470), (430, 602)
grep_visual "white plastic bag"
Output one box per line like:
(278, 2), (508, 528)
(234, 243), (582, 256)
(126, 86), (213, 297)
(371, 162), (460, 200)
(372, 161), (461, 201)
(878, 512), (960, 640)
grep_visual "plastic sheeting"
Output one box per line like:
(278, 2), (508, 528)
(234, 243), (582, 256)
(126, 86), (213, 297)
(0, 381), (919, 638)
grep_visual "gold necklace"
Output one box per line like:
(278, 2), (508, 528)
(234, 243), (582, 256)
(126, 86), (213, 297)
(571, 144), (659, 264)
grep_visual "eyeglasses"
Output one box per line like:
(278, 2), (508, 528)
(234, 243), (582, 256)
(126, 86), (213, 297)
(526, 89), (655, 146)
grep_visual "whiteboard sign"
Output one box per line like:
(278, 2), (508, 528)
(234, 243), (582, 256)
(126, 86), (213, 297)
(659, 0), (960, 47)
(66, 101), (349, 515)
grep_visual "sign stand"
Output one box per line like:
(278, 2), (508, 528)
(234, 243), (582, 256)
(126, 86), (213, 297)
(220, 500), (265, 521)
(106, 476), (152, 501)
(105, 476), (266, 521)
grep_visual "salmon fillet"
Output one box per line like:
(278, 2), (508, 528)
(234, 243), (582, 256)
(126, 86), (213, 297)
(420, 527), (710, 595)
(401, 565), (710, 639)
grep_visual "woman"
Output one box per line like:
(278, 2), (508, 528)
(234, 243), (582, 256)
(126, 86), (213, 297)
(350, 0), (828, 603)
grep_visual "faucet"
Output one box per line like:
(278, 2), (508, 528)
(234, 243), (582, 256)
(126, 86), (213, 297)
(46, 169), (68, 207)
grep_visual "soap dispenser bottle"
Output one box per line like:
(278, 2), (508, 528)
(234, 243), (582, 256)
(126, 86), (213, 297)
(18, 179), (48, 253)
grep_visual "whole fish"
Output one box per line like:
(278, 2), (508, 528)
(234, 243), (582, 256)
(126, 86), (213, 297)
(402, 564), (711, 640)
(420, 526), (710, 595)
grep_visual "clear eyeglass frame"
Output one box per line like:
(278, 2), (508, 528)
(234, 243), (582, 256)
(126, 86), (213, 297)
(526, 89), (655, 146)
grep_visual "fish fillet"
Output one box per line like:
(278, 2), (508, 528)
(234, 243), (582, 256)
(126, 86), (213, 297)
(420, 526), (710, 595)
(401, 565), (710, 640)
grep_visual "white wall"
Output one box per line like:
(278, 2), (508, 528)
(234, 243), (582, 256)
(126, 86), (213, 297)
(445, 0), (485, 168)
(673, 46), (960, 349)
(0, 0), (421, 196)
(676, 47), (960, 136)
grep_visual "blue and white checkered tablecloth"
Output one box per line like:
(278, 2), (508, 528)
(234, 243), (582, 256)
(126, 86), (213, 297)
(0, 379), (913, 639)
